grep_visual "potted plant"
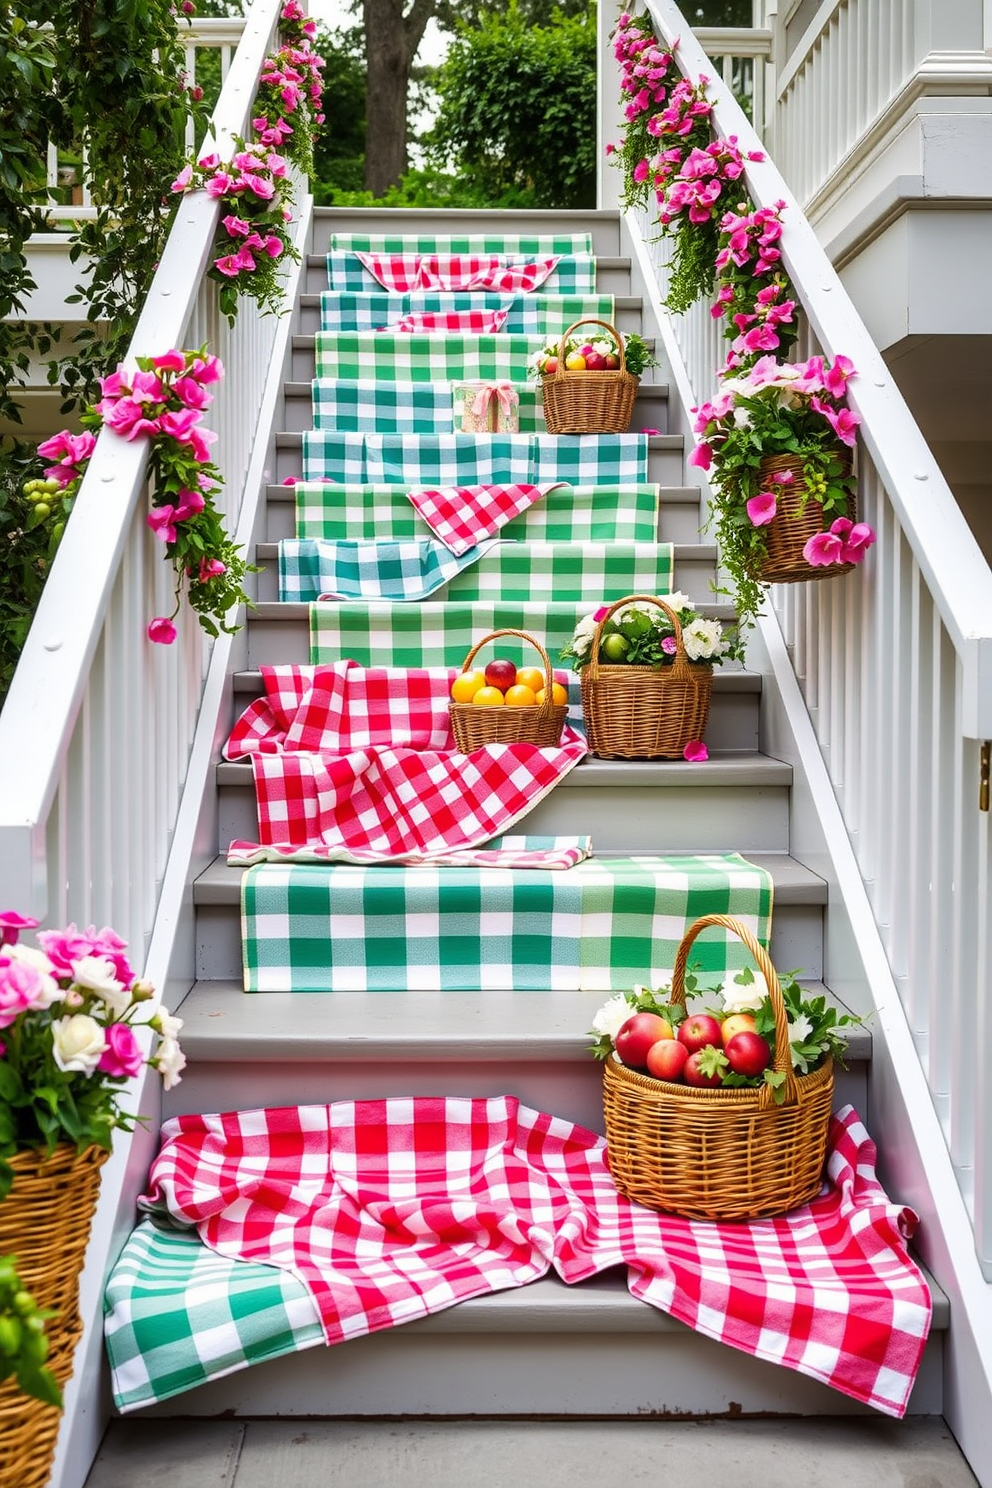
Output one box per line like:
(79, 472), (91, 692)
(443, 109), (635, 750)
(688, 354), (875, 633)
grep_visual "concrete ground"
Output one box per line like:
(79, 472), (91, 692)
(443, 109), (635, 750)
(84, 1416), (979, 1488)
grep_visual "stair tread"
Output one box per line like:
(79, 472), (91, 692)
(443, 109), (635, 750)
(216, 754), (791, 788)
(231, 667), (762, 693)
(265, 482), (704, 504)
(304, 293), (645, 311)
(248, 597), (734, 622)
(285, 379), (670, 398)
(276, 429), (680, 448)
(254, 539), (715, 560)
(194, 851), (826, 905)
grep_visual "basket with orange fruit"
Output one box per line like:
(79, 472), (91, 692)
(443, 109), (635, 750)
(532, 319), (653, 435)
(449, 629), (569, 752)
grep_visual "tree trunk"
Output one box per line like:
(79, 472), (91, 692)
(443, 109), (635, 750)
(363, 0), (436, 197)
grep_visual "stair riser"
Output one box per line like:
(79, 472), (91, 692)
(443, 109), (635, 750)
(279, 384), (670, 434)
(193, 901), (823, 983)
(309, 212), (624, 258)
(137, 1307), (941, 1419)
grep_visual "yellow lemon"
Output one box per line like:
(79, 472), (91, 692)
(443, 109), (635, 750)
(504, 684), (538, 708)
(536, 683), (569, 707)
(473, 686), (506, 707)
(450, 670), (486, 703)
(564, 353), (586, 371)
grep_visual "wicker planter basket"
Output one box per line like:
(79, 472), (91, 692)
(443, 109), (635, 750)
(603, 914), (834, 1220)
(758, 453), (857, 584)
(0, 1144), (109, 1488)
(542, 318), (639, 435)
(449, 628), (567, 752)
(580, 594), (712, 760)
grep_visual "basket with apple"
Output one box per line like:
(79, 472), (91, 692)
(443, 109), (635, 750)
(597, 914), (846, 1221)
(539, 318), (641, 434)
(449, 629), (569, 752)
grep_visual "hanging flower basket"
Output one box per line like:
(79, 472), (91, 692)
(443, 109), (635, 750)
(757, 452), (857, 584)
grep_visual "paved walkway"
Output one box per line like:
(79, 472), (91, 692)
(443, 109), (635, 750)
(84, 1416), (979, 1487)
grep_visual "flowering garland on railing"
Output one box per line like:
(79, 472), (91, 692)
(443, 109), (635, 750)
(712, 201), (799, 368)
(37, 349), (251, 645)
(169, 1), (324, 324)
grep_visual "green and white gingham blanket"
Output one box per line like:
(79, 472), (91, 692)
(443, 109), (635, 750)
(241, 853), (774, 993)
(104, 1216), (323, 1412)
(301, 432), (649, 486)
(320, 292), (615, 335)
(280, 539), (673, 605)
(328, 232), (595, 254)
(293, 482), (660, 545)
(314, 331), (543, 383)
(310, 379), (545, 434)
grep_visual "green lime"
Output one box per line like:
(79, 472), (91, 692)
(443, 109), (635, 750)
(602, 632), (630, 662)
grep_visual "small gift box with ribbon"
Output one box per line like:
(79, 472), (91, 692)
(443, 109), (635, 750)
(454, 381), (521, 434)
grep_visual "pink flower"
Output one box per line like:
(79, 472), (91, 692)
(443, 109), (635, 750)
(632, 159), (650, 183)
(197, 557), (227, 582)
(262, 235), (284, 258)
(811, 397), (861, 446)
(158, 408), (202, 442)
(130, 370), (166, 403)
(97, 368), (130, 400)
(198, 152), (221, 171)
(170, 164), (193, 193)
(147, 616), (177, 645)
(605, 143), (616, 156)
(0, 961), (55, 1028)
(239, 172), (275, 200)
(266, 153), (287, 177)
(837, 520), (876, 563)
(172, 376), (212, 410)
(215, 253), (245, 278)
(189, 354), (223, 385)
(221, 214), (252, 238)
(150, 350), (187, 373)
(204, 172), (235, 198)
(0, 911), (38, 948)
(683, 741), (709, 762)
(802, 530), (845, 567)
(97, 1023), (144, 1079)
(147, 505), (178, 545)
(36, 431), (96, 478)
(687, 441), (713, 470)
(104, 399), (160, 441)
(661, 636), (677, 655)
(175, 487), (205, 519)
(186, 425), (217, 463)
(282, 476), (299, 485)
(823, 354), (856, 398)
(746, 491), (777, 526)
(592, 605), (610, 622)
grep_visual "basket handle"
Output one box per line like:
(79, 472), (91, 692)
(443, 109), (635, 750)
(671, 913), (800, 1108)
(554, 318), (626, 378)
(585, 593), (689, 682)
(458, 628), (557, 720)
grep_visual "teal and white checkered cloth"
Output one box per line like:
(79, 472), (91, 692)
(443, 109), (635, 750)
(314, 332), (542, 383)
(241, 853), (773, 993)
(320, 291), (615, 335)
(104, 1217), (323, 1412)
(310, 379), (544, 434)
(326, 252), (598, 294)
(280, 539), (673, 605)
(293, 482), (660, 544)
(328, 233), (595, 254)
(301, 432), (649, 486)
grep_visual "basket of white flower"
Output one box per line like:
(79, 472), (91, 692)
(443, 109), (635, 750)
(564, 593), (728, 760)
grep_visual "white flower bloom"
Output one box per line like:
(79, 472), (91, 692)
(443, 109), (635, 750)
(591, 994), (635, 1040)
(156, 1036), (187, 1092)
(572, 630), (591, 658)
(732, 408), (752, 429)
(788, 1012), (814, 1045)
(682, 618), (730, 661)
(658, 590), (691, 617)
(51, 1014), (106, 1075)
(153, 1005), (184, 1041)
(70, 954), (131, 1016)
(5, 944), (61, 1007)
(722, 973), (769, 1014)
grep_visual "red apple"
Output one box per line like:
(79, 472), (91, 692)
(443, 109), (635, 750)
(615, 1012), (674, 1068)
(684, 1046), (728, 1088)
(484, 658), (518, 693)
(543, 356), (558, 376)
(584, 351), (606, 372)
(677, 1012), (723, 1054)
(721, 1012), (758, 1046)
(724, 1030), (772, 1077)
(646, 1037), (689, 1082)
(603, 353), (619, 370)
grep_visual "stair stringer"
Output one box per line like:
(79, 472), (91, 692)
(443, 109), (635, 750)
(750, 611), (992, 1488)
(46, 196), (315, 1488)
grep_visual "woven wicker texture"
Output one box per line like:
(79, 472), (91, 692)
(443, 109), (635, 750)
(0, 1144), (108, 1488)
(580, 594), (712, 759)
(758, 453), (856, 584)
(602, 914), (834, 1220)
(542, 319), (639, 435)
(449, 628), (567, 751)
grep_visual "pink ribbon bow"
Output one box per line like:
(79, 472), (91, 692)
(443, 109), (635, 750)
(470, 383), (519, 420)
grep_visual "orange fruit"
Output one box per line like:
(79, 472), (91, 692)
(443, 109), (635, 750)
(473, 686), (506, 707)
(504, 684), (537, 708)
(535, 682), (569, 707)
(515, 666), (545, 693)
(450, 670), (486, 703)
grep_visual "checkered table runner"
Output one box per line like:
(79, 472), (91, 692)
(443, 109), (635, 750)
(294, 482), (660, 545)
(382, 307), (510, 333)
(329, 232), (594, 254)
(227, 834), (593, 870)
(310, 380), (545, 435)
(239, 852), (772, 992)
(127, 1103), (928, 1418)
(314, 331), (542, 383)
(320, 292), (615, 335)
(356, 255), (562, 295)
(326, 252), (598, 295)
(279, 539), (674, 605)
(301, 432), (649, 486)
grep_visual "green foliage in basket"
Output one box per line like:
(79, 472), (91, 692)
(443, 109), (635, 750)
(530, 331), (656, 380)
(0, 1255), (60, 1407)
(560, 594), (733, 672)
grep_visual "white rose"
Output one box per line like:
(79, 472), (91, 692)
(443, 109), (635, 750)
(682, 618), (728, 661)
(70, 955), (131, 1016)
(156, 1036), (186, 1091)
(591, 995), (635, 1040)
(51, 1014), (107, 1075)
(722, 973), (769, 1014)
(658, 591), (691, 617)
(5, 944), (61, 1007)
(153, 1005), (184, 1041)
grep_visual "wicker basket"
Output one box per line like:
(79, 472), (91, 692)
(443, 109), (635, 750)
(758, 453), (857, 584)
(542, 318), (639, 435)
(449, 628), (567, 752)
(580, 594), (712, 760)
(0, 1144), (109, 1488)
(603, 914), (834, 1220)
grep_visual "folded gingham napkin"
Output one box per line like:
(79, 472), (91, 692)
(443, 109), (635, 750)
(381, 308), (510, 334)
(142, 1100), (931, 1417)
(356, 252), (562, 293)
(278, 537), (497, 604)
(226, 833), (593, 870)
(408, 481), (569, 556)
(224, 663), (586, 861)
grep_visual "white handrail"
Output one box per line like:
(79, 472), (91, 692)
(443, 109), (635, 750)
(0, 0), (286, 943)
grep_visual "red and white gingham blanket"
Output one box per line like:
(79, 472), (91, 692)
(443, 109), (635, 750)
(227, 835), (593, 870)
(224, 664), (586, 861)
(407, 481), (568, 556)
(356, 252), (562, 293)
(381, 308), (510, 335)
(142, 1099), (931, 1417)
